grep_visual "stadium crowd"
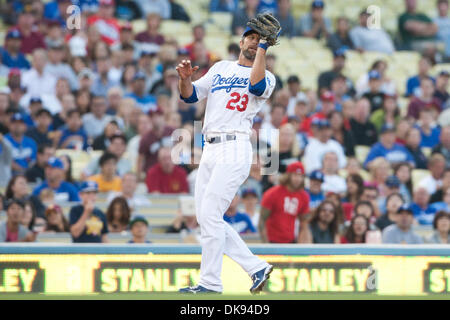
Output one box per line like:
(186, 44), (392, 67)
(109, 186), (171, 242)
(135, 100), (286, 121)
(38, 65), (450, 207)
(0, 0), (449, 245)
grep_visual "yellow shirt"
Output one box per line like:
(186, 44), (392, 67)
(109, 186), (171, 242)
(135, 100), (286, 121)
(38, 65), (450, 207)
(88, 175), (122, 193)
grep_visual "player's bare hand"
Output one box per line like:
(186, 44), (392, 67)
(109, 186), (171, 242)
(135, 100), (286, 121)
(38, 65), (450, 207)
(176, 60), (199, 80)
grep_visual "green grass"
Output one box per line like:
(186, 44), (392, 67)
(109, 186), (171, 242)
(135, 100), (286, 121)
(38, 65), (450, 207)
(1, 293), (449, 300)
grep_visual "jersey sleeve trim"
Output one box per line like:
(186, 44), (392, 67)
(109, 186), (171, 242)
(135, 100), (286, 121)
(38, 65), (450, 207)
(180, 85), (199, 103)
(248, 77), (266, 96)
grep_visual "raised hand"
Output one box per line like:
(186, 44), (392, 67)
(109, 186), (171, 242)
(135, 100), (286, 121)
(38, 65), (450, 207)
(176, 59), (199, 81)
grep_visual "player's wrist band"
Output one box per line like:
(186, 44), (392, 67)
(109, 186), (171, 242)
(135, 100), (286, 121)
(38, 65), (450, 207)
(258, 41), (269, 51)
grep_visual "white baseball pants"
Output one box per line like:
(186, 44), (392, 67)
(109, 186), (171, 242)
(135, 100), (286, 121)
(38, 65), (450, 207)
(194, 134), (269, 292)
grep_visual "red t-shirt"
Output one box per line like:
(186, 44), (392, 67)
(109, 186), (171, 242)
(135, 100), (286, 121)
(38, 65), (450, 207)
(6, 228), (18, 242)
(87, 16), (121, 45)
(261, 185), (310, 243)
(300, 112), (326, 136)
(146, 163), (189, 194)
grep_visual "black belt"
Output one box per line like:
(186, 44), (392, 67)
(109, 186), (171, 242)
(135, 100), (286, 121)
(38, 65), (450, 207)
(206, 134), (237, 144)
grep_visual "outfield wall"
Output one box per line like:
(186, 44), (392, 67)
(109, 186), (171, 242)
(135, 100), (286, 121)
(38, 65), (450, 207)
(0, 244), (449, 296)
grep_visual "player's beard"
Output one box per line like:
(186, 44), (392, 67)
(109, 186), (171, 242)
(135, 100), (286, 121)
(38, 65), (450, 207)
(242, 48), (256, 61)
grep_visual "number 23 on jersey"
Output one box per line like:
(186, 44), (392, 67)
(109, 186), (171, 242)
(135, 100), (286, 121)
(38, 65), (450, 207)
(226, 92), (249, 112)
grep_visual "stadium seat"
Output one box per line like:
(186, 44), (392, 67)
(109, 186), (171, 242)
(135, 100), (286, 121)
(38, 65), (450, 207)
(355, 145), (370, 164)
(421, 147), (432, 158)
(411, 169), (431, 188)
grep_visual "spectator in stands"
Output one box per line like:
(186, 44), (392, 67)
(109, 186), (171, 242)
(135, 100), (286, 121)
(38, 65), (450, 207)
(434, 71), (450, 109)
(318, 49), (347, 93)
(136, 0), (171, 19)
(82, 95), (116, 140)
(146, 147), (189, 194)
(106, 196), (131, 233)
(232, 0), (260, 35)
(298, 0), (332, 39)
(341, 214), (370, 243)
(321, 151), (347, 195)
(32, 157), (80, 203)
(274, 0), (295, 37)
(306, 200), (340, 244)
(272, 123), (301, 173)
(432, 126), (450, 167)
(57, 110), (88, 150)
(327, 16), (354, 52)
(407, 78), (441, 120)
(343, 173), (364, 205)
(394, 162), (413, 203)
(417, 109), (440, 148)
(350, 98), (378, 146)
(398, 0), (438, 51)
(360, 184), (381, 218)
(362, 71), (385, 113)
(135, 13), (165, 45)
(329, 110), (355, 157)
(126, 71), (157, 114)
(88, 152), (122, 193)
(138, 107), (174, 176)
(26, 144), (54, 184)
(126, 114), (151, 173)
(426, 210), (450, 243)
(15, 8), (46, 55)
(69, 181), (108, 243)
(87, 0), (121, 45)
(376, 193), (404, 231)
(107, 172), (151, 209)
(240, 188), (260, 229)
(20, 201), (40, 232)
(43, 0), (71, 27)
(430, 169), (450, 203)
(303, 119), (347, 174)
(1, 29), (30, 69)
(210, 0), (239, 12)
(223, 195), (256, 234)
(286, 75), (307, 116)
(5, 174), (45, 219)
(404, 127), (428, 169)
(259, 162), (310, 243)
(45, 41), (78, 91)
(128, 215), (151, 243)
(370, 94), (400, 134)
(380, 175), (404, 213)
(0, 133), (12, 187)
(434, 0), (450, 62)
(430, 185), (450, 212)
(356, 60), (396, 97)
(418, 153), (446, 196)
(91, 54), (120, 97)
(0, 199), (35, 242)
(265, 54), (283, 91)
(83, 133), (132, 178)
(405, 57), (433, 97)
(353, 200), (378, 228)
(21, 49), (56, 100)
(382, 204), (423, 244)
(259, 104), (285, 147)
(166, 208), (199, 233)
(411, 186), (434, 225)
(43, 204), (70, 233)
(26, 108), (53, 146)
(5, 113), (37, 175)
(92, 121), (121, 151)
(364, 124), (415, 169)
(306, 170), (325, 210)
(350, 9), (394, 54)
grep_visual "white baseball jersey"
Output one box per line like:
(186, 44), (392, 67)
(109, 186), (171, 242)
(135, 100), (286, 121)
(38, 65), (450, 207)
(191, 60), (276, 135)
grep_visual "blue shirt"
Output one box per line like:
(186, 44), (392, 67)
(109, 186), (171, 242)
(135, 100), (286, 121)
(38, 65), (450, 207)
(411, 202), (436, 225)
(32, 181), (81, 202)
(69, 204), (108, 243)
(125, 93), (157, 114)
(43, 1), (67, 27)
(1, 49), (30, 69)
(58, 126), (89, 150)
(406, 75), (435, 97)
(307, 190), (325, 209)
(429, 202), (450, 213)
(419, 126), (441, 148)
(364, 142), (415, 168)
(223, 212), (256, 234)
(5, 134), (37, 171)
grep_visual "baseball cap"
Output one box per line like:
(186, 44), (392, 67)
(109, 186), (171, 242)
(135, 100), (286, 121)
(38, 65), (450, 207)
(242, 26), (259, 38)
(241, 188), (258, 198)
(79, 181), (99, 193)
(286, 162), (305, 174)
(333, 48), (346, 58)
(6, 29), (21, 40)
(385, 175), (401, 188)
(439, 70), (450, 77)
(309, 170), (325, 182)
(29, 97), (42, 104)
(129, 215), (149, 228)
(360, 8), (371, 16)
(47, 157), (64, 169)
(320, 91), (335, 102)
(311, 0), (325, 8)
(397, 204), (413, 215)
(11, 113), (25, 122)
(132, 71), (146, 81)
(368, 70), (381, 80)
(36, 108), (52, 117)
(380, 123), (396, 134)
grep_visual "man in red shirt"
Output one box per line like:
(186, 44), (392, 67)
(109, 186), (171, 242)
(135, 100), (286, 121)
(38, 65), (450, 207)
(135, 13), (165, 45)
(87, 0), (121, 46)
(16, 8), (46, 54)
(259, 161), (311, 243)
(146, 147), (189, 194)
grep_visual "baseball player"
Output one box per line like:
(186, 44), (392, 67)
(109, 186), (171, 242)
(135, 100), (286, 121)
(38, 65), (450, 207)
(176, 13), (281, 294)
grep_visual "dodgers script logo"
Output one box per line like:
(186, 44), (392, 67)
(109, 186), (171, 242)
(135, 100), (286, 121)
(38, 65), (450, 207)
(211, 74), (249, 93)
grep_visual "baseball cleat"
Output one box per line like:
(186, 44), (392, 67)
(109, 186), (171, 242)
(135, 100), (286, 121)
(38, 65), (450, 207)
(179, 285), (221, 294)
(249, 264), (273, 294)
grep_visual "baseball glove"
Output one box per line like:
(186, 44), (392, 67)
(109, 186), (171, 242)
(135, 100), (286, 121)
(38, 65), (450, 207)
(247, 13), (282, 46)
